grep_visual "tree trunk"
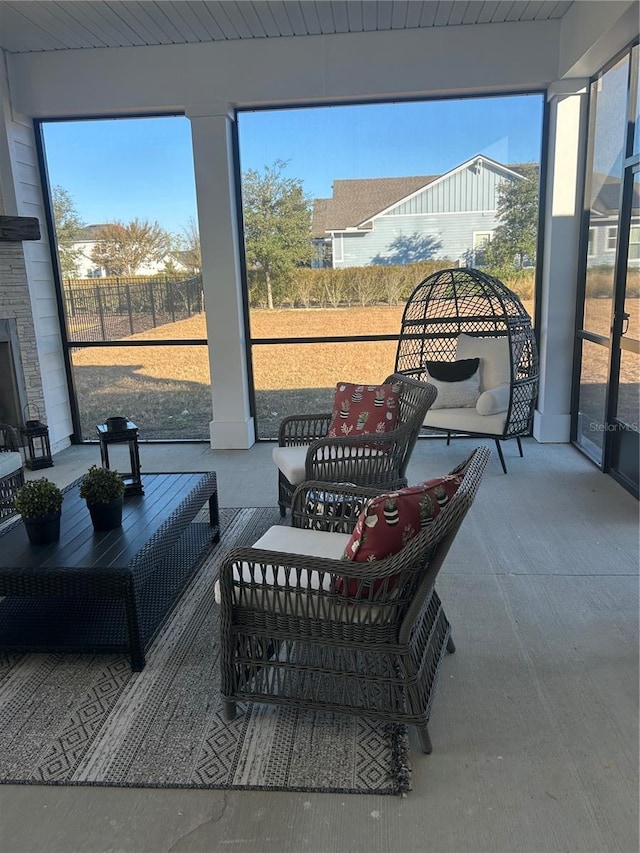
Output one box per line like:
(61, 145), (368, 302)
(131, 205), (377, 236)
(265, 270), (274, 310)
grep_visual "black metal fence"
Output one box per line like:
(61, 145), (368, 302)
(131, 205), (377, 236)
(63, 275), (204, 342)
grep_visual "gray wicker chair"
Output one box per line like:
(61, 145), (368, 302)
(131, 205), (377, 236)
(395, 267), (539, 473)
(219, 445), (490, 754)
(0, 422), (25, 519)
(273, 372), (437, 516)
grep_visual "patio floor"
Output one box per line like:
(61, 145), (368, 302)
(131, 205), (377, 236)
(2, 436), (638, 853)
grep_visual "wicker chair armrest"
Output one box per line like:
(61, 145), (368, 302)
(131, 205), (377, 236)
(303, 427), (409, 485)
(0, 423), (20, 453)
(218, 546), (407, 622)
(290, 479), (383, 533)
(278, 413), (332, 447)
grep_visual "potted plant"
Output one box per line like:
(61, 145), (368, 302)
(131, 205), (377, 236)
(13, 477), (64, 545)
(79, 465), (126, 531)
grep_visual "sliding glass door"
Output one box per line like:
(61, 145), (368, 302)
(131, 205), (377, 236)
(574, 44), (639, 497)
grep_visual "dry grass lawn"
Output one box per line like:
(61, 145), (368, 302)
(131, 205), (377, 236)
(72, 300), (637, 440)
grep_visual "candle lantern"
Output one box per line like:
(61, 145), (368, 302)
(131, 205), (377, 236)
(20, 406), (54, 470)
(96, 418), (143, 496)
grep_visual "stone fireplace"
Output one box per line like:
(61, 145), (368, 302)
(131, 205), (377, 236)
(0, 217), (45, 432)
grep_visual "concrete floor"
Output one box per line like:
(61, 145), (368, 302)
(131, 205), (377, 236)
(1, 437), (638, 853)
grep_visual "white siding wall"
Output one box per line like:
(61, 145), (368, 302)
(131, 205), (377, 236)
(0, 62), (72, 451)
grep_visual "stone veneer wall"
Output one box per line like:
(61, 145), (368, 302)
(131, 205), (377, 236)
(0, 241), (45, 422)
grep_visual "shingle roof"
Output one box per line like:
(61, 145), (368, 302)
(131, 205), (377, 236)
(77, 224), (109, 240)
(311, 175), (437, 237)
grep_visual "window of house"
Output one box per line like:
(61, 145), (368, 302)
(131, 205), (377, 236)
(629, 225), (640, 260)
(588, 228), (596, 256)
(473, 231), (493, 265)
(607, 226), (618, 251)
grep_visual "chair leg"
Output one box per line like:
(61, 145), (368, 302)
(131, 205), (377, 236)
(446, 431), (451, 446)
(278, 503), (287, 518)
(416, 724), (433, 754)
(516, 436), (524, 457)
(494, 439), (508, 474)
(446, 634), (456, 653)
(222, 699), (237, 721)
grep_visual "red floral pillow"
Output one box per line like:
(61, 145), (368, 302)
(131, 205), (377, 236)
(334, 474), (463, 598)
(326, 381), (401, 439)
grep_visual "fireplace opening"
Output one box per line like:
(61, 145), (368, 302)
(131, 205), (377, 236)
(0, 319), (28, 428)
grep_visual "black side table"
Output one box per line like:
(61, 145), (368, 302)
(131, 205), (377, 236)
(96, 420), (144, 495)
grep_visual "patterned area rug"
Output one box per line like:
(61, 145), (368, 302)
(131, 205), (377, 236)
(0, 507), (411, 795)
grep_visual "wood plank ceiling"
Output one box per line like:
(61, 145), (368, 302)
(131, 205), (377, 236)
(0, 1), (574, 54)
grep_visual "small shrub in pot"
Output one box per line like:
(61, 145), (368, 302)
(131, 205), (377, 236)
(14, 477), (63, 519)
(80, 466), (126, 531)
(79, 465), (125, 505)
(14, 478), (64, 545)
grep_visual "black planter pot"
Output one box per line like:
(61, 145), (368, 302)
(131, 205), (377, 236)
(23, 511), (61, 545)
(87, 496), (124, 531)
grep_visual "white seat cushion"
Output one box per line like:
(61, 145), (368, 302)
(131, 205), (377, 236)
(214, 525), (351, 604)
(273, 443), (385, 486)
(456, 333), (510, 392)
(0, 452), (23, 479)
(424, 406), (507, 436)
(272, 445), (308, 486)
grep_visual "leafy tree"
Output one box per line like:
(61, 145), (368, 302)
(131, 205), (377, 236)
(242, 159), (314, 309)
(485, 164), (539, 274)
(89, 218), (170, 276)
(51, 185), (86, 277)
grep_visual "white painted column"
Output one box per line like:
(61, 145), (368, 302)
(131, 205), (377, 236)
(186, 104), (255, 449)
(533, 79), (589, 443)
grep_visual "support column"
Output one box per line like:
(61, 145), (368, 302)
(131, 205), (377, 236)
(187, 104), (255, 449)
(534, 79), (589, 443)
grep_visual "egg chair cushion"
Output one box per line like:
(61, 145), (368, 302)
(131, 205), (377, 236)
(425, 358), (481, 409)
(456, 333), (511, 392)
(423, 406), (508, 436)
(476, 384), (510, 415)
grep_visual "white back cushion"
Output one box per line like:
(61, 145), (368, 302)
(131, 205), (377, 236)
(456, 333), (510, 392)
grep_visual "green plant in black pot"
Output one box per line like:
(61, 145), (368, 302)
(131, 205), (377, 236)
(14, 477), (64, 545)
(80, 465), (126, 531)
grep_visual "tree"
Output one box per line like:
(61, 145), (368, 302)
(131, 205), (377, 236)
(89, 218), (170, 276)
(485, 164), (539, 274)
(179, 217), (201, 273)
(51, 185), (86, 277)
(242, 159), (314, 309)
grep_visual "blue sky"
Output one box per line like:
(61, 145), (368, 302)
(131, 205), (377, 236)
(41, 93), (544, 236)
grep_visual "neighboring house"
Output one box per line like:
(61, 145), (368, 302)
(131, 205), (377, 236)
(588, 174), (640, 267)
(70, 225), (189, 278)
(311, 155), (527, 269)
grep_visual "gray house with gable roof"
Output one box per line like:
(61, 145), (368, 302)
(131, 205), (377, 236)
(311, 155), (527, 269)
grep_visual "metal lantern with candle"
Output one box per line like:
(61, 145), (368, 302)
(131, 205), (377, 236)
(20, 405), (53, 470)
(96, 417), (143, 496)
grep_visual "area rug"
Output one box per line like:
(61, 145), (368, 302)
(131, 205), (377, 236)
(0, 506), (411, 796)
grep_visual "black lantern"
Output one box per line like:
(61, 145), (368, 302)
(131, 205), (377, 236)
(20, 406), (54, 470)
(96, 418), (143, 496)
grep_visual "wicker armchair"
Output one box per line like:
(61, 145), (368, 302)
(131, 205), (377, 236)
(0, 422), (25, 519)
(273, 372), (437, 516)
(219, 445), (490, 754)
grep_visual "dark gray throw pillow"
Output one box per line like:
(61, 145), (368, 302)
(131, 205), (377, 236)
(425, 358), (480, 382)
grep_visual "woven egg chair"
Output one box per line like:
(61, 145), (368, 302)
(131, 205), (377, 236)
(394, 267), (539, 473)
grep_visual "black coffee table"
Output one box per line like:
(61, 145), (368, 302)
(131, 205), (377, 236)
(0, 471), (219, 670)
